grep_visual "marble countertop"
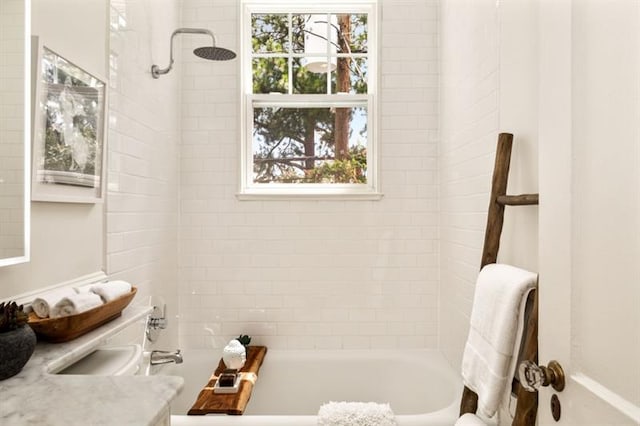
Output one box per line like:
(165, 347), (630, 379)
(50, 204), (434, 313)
(0, 305), (184, 426)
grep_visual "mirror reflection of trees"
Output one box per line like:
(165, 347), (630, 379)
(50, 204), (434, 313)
(251, 13), (368, 184)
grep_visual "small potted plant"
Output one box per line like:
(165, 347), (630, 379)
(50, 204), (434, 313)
(236, 334), (251, 348)
(0, 301), (37, 380)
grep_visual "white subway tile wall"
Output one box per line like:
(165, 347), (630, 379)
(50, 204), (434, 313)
(439, 0), (539, 374)
(439, 0), (499, 368)
(178, 0), (440, 350)
(0, 0), (25, 260)
(106, 0), (181, 347)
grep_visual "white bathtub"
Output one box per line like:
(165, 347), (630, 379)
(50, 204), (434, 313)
(157, 349), (461, 426)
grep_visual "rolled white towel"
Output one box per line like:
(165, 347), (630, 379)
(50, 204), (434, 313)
(50, 293), (104, 318)
(318, 401), (397, 426)
(31, 288), (77, 318)
(90, 280), (132, 303)
(73, 284), (94, 294)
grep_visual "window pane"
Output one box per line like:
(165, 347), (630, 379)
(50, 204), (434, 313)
(252, 14), (289, 53)
(291, 14), (306, 53)
(299, 13), (337, 73)
(331, 57), (368, 94)
(336, 13), (368, 54)
(292, 60), (328, 94)
(253, 58), (288, 94)
(253, 106), (368, 184)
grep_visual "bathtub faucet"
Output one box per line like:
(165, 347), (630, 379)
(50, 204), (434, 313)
(150, 349), (183, 365)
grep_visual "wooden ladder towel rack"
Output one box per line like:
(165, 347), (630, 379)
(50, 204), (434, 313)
(459, 133), (540, 426)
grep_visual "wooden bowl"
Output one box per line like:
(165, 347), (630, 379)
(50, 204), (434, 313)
(27, 287), (137, 343)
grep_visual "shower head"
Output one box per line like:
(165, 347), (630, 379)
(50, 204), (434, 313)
(193, 46), (237, 61)
(151, 28), (236, 79)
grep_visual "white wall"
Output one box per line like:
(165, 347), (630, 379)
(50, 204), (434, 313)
(439, 0), (500, 370)
(0, 0), (26, 260)
(0, 0), (107, 298)
(178, 0), (440, 350)
(439, 0), (538, 372)
(107, 0), (181, 347)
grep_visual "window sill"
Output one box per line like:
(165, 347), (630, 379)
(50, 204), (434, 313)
(236, 189), (384, 201)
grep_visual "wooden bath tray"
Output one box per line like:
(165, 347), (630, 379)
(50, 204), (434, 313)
(27, 287), (137, 343)
(188, 345), (268, 415)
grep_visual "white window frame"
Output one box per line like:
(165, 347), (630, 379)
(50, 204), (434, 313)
(238, 0), (381, 200)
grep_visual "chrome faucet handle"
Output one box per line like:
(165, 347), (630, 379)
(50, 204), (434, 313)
(149, 349), (183, 365)
(151, 349), (180, 355)
(518, 360), (565, 392)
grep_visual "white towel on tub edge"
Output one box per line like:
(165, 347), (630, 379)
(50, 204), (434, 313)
(317, 401), (397, 426)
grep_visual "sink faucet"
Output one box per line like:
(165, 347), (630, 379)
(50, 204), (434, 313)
(150, 349), (183, 365)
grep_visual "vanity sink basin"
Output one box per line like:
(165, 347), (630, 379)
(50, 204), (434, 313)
(57, 344), (142, 376)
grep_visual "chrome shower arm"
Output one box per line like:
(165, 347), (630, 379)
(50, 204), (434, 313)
(173, 27), (216, 40)
(150, 61), (173, 79)
(151, 28), (217, 79)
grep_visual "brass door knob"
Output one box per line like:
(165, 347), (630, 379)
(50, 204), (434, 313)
(519, 360), (566, 392)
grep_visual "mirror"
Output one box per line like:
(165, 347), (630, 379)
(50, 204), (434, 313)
(0, 0), (30, 267)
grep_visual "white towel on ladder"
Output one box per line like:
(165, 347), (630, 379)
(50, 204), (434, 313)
(461, 263), (537, 418)
(455, 413), (489, 426)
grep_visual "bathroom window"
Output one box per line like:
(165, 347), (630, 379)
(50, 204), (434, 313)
(240, 1), (380, 199)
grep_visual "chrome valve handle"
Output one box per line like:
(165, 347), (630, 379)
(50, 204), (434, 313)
(147, 304), (167, 329)
(519, 360), (566, 392)
(146, 304), (167, 343)
(147, 316), (167, 329)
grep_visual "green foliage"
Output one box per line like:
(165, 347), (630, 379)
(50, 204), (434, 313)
(306, 145), (367, 184)
(236, 334), (252, 347)
(0, 302), (28, 333)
